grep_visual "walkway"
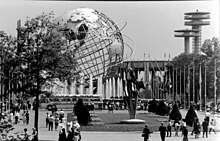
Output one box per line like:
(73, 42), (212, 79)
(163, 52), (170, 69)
(6, 109), (220, 141)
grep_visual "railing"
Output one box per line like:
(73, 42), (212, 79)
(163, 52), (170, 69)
(185, 15), (210, 19)
(185, 21), (210, 25)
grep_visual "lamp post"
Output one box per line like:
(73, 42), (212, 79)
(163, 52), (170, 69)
(0, 32), (7, 112)
(32, 34), (40, 141)
(204, 61), (207, 112)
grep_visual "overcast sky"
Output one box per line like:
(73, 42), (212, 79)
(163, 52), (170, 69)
(0, 0), (219, 60)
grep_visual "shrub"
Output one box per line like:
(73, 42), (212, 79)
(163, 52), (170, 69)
(185, 105), (198, 127)
(74, 98), (91, 126)
(156, 101), (169, 116)
(169, 103), (182, 120)
(148, 99), (157, 113)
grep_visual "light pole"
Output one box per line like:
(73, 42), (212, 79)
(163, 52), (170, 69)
(204, 61), (207, 111)
(34, 44), (40, 141)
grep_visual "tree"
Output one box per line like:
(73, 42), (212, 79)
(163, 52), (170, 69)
(185, 105), (198, 126)
(74, 98), (91, 126)
(169, 103), (182, 120)
(0, 31), (18, 112)
(201, 37), (220, 101)
(170, 37), (220, 106)
(15, 12), (79, 140)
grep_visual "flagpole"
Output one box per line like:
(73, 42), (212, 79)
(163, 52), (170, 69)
(173, 68), (175, 101)
(199, 63), (202, 111)
(163, 53), (166, 99)
(188, 65), (190, 107)
(193, 62), (195, 104)
(183, 66), (186, 109)
(204, 61), (207, 111)
(180, 67), (182, 106)
(168, 69), (170, 96)
(176, 68), (178, 102)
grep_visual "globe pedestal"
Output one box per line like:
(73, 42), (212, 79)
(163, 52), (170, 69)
(120, 119), (146, 124)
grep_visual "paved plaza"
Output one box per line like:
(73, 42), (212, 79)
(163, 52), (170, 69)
(8, 109), (220, 141)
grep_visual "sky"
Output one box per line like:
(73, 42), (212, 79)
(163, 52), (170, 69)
(0, 0), (219, 61)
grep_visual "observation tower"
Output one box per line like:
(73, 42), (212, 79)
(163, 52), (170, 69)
(184, 10), (210, 54)
(174, 29), (199, 54)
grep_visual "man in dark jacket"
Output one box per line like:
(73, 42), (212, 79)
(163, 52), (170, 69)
(142, 124), (152, 141)
(202, 119), (208, 138)
(159, 122), (167, 141)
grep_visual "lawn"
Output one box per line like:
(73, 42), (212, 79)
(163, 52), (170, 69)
(68, 111), (169, 132)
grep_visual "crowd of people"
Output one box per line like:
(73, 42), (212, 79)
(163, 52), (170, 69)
(45, 109), (65, 131)
(45, 109), (81, 141)
(142, 109), (218, 141)
(58, 122), (81, 141)
(0, 101), (38, 141)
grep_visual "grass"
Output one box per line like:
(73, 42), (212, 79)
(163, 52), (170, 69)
(68, 111), (169, 132)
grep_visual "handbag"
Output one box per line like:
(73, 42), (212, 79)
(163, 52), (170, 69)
(141, 133), (145, 137)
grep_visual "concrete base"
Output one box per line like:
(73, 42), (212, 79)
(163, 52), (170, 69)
(120, 119), (146, 124)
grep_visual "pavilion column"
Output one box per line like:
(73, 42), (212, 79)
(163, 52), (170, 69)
(109, 78), (112, 98)
(101, 76), (104, 99)
(64, 80), (68, 96)
(117, 77), (120, 98)
(62, 81), (66, 95)
(71, 80), (76, 96)
(98, 76), (103, 96)
(97, 77), (100, 95)
(80, 74), (84, 95)
(112, 77), (115, 98)
(120, 78), (124, 97)
(89, 75), (93, 95)
(106, 78), (109, 99)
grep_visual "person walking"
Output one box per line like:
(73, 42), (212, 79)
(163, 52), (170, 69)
(14, 111), (19, 124)
(45, 113), (49, 128)
(174, 119), (180, 136)
(205, 109), (211, 125)
(59, 109), (65, 123)
(194, 118), (201, 138)
(191, 117), (197, 135)
(158, 122), (166, 141)
(209, 119), (216, 134)
(31, 127), (38, 141)
(142, 124), (153, 141)
(48, 115), (54, 131)
(182, 124), (188, 141)
(202, 119), (208, 138)
(166, 120), (172, 137)
(23, 128), (30, 141)
(55, 116), (59, 130)
(8, 112), (13, 123)
(58, 128), (67, 141)
(26, 111), (29, 125)
(22, 111), (26, 125)
(67, 127), (74, 141)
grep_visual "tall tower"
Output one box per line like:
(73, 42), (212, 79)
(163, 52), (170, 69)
(184, 10), (210, 54)
(174, 29), (199, 54)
